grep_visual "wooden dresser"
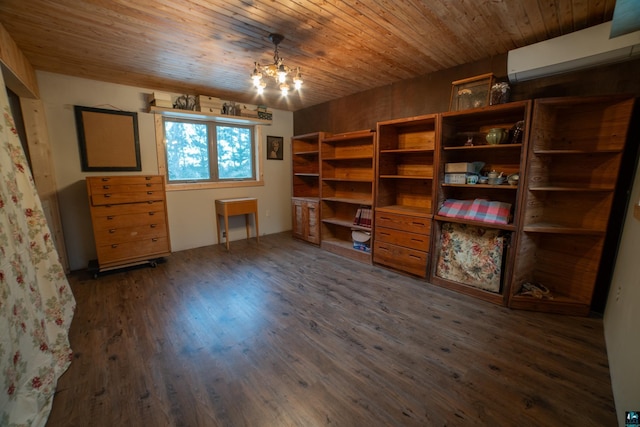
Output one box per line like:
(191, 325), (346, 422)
(86, 175), (171, 273)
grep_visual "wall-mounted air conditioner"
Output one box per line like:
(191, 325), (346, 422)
(507, 21), (640, 83)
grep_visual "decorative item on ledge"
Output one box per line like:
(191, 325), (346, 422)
(147, 94), (272, 125)
(149, 91), (173, 109)
(174, 94), (197, 110)
(490, 82), (511, 105)
(449, 73), (494, 112)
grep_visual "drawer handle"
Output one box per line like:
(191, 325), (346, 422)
(109, 229), (116, 233)
(145, 176), (152, 180)
(102, 185), (110, 189)
(412, 222), (425, 227)
(152, 238), (158, 242)
(380, 231), (390, 236)
(147, 191), (153, 195)
(150, 224), (157, 228)
(107, 216), (114, 220)
(148, 212), (155, 216)
(104, 194), (111, 198)
(380, 216), (391, 221)
(409, 254), (422, 259)
(111, 244), (118, 248)
(411, 238), (425, 243)
(101, 178), (109, 182)
(146, 183), (152, 187)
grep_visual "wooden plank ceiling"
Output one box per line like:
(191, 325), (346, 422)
(0, 0), (616, 111)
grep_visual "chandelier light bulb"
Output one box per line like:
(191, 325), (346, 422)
(280, 83), (289, 96)
(257, 81), (266, 95)
(251, 62), (263, 88)
(293, 68), (303, 90)
(277, 62), (287, 83)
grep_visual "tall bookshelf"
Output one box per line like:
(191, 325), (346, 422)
(320, 129), (376, 263)
(509, 95), (635, 315)
(291, 132), (327, 245)
(374, 114), (438, 278)
(431, 101), (532, 305)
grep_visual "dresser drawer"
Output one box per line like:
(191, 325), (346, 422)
(94, 222), (167, 245)
(87, 175), (162, 192)
(90, 182), (164, 196)
(91, 200), (166, 218)
(91, 189), (165, 206)
(375, 212), (431, 235)
(97, 236), (171, 266)
(92, 209), (166, 230)
(375, 227), (430, 251)
(373, 241), (428, 278)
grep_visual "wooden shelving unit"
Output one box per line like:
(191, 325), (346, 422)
(320, 129), (376, 263)
(509, 95), (635, 315)
(291, 132), (327, 245)
(430, 101), (532, 305)
(374, 114), (438, 278)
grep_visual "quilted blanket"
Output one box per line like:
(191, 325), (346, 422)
(438, 198), (511, 224)
(435, 222), (505, 292)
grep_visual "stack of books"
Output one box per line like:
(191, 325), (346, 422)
(196, 95), (223, 114)
(353, 206), (372, 228)
(149, 91), (173, 109)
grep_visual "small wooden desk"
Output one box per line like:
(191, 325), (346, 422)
(215, 198), (260, 250)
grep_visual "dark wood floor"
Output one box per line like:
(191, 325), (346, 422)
(47, 232), (615, 426)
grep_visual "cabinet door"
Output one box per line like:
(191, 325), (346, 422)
(292, 198), (321, 245)
(292, 199), (306, 240)
(305, 200), (320, 245)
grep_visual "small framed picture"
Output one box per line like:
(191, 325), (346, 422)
(449, 73), (494, 112)
(267, 135), (284, 160)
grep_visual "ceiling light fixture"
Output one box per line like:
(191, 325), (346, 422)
(251, 33), (303, 96)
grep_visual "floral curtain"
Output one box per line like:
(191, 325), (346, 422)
(0, 74), (75, 426)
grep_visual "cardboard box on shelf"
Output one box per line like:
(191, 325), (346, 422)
(445, 162), (476, 173)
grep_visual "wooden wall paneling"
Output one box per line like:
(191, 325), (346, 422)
(0, 22), (38, 98)
(20, 98), (70, 273)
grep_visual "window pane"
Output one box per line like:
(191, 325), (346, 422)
(216, 126), (254, 179)
(164, 120), (210, 181)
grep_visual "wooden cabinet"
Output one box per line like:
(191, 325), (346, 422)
(87, 175), (171, 272)
(320, 129), (376, 263)
(292, 197), (320, 244)
(431, 101), (532, 305)
(374, 114), (438, 277)
(291, 132), (326, 244)
(509, 95), (635, 315)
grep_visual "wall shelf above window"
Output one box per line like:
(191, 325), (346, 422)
(148, 106), (272, 126)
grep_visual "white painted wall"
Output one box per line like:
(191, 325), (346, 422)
(37, 71), (293, 271)
(605, 162), (640, 426)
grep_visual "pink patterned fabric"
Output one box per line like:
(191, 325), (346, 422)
(438, 199), (511, 224)
(435, 222), (505, 292)
(0, 72), (75, 426)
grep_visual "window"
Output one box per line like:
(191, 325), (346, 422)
(163, 117), (256, 183)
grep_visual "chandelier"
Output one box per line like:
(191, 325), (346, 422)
(251, 33), (303, 96)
